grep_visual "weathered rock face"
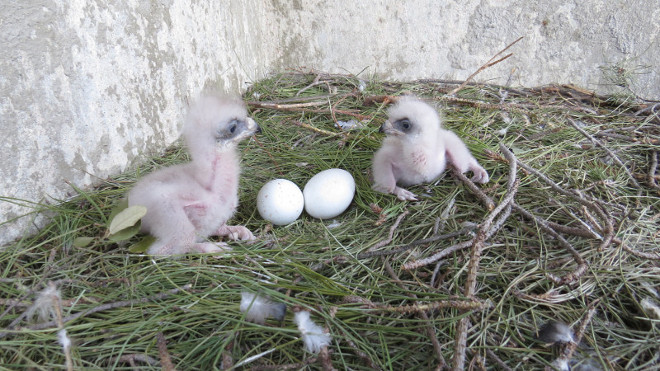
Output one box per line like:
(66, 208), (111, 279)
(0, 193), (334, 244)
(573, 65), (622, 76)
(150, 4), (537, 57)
(0, 0), (279, 244)
(1, 0), (658, 246)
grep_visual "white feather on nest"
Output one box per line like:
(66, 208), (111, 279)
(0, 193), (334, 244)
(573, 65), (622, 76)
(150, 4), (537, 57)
(293, 310), (331, 353)
(240, 292), (286, 324)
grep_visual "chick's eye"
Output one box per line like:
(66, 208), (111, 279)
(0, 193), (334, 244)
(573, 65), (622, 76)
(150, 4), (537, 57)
(397, 119), (411, 131)
(227, 119), (242, 135)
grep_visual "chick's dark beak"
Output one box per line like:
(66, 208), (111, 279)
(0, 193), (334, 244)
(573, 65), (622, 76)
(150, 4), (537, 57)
(246, 117), (261, 135)
(379, 121), (388, 133)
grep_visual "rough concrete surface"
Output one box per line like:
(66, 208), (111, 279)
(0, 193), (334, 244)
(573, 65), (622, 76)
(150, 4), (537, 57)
(1, 0), (658, 246)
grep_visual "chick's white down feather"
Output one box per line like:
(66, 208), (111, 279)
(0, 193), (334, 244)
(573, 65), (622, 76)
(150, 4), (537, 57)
(536, 321), (575, 344)
(128, 95), (259, 255)
(294, 310), (331, 353)
(372, 96), (489, 201)
(27, 284), (60, 322)
(239, 292), (287, 324)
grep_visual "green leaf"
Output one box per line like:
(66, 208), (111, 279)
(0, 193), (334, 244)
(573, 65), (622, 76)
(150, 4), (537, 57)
(108, 205), (147, 235)
(108, 222), (142, 242)
(73, 236), (95, 248)
(128, 235), (156, 253)
(107, 198), (129, 223)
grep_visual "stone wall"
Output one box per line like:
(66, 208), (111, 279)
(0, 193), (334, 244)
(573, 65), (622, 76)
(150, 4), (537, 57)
(1, 0), (658, 245)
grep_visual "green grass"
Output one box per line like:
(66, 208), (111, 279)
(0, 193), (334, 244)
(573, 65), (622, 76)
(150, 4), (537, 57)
(1, 72), (659, 370)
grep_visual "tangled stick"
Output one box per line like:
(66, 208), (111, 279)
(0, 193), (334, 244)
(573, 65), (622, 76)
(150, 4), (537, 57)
(453, 143), (519, 371)
(447, 37), (523, 96)
(510, 152), (615, 252)
(403, 143), (596, 287)
(498, 146), (590, 284)
(383, 261), (447, 369)
(403, 143), (517, 271)
(567, 118), (642, 190)
(547, 300), (600, 371)
(511, 203), (588, 284)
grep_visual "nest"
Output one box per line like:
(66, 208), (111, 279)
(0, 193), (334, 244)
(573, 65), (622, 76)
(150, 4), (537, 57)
(1, 71), (658, 370)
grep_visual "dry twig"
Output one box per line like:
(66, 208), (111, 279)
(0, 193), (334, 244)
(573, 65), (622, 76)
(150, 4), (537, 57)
(547, 300), (600, 371)
(567, 118), (642, 190)
(447, 37), (523, 96)
(383, 261), (447, 369)
(248, 100), (371, 121)
(649, 151), (659, 189)
(367, 210), (409, 251)
(157, 332), (176, 371)
(511, 152), (616, 252)
(453, 143), (519, 371)
(403, 144), (519, 271)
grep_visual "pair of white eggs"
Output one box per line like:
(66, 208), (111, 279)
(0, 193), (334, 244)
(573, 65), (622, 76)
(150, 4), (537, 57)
(257, 169), (355, 225)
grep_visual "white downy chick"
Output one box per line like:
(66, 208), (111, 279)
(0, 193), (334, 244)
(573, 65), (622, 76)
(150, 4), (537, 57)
(128, 94), (259, 255)
(240, 292), (287, 324)
(293, 310), (331, 354)
(372, 96), (489, 201)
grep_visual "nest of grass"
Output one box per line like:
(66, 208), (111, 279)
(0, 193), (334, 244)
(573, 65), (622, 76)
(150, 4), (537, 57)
(1, 71), (659, 370)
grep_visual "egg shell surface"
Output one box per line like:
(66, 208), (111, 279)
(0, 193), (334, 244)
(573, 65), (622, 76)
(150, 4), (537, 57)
(303, 169), (355, 219)
(257, 179), (304, 225)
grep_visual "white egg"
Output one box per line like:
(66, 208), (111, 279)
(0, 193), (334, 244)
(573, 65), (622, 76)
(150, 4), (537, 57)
(303, 168), (355, 219)
(257, 179), (304, 225)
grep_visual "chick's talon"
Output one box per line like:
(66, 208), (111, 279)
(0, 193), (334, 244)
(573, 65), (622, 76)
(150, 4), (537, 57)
(394, 187), (418, 201)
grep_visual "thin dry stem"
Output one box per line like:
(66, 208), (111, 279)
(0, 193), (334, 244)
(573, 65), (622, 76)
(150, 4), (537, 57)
(248, 101), (372, 121)
(447, 37), (523, 96)
(157, 332), (176, 371)
(367, 210), (409, 251)
(383, 261), (447, 369)
(567, 118), (641, 189)
(649, 151), (659, 189)
(512, 204), (588, 284)
(548, 301), (600, 370)
(512, 152), (616, 252)
(450, 167), (495, 210)
(453, 144), (519, 371)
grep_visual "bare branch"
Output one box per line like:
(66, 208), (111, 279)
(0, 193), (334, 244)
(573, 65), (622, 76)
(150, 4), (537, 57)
(649, 151), (659, 189)
(383, 261), (447, 369)
(367, 210), (410, 252)
(453, 144), (519, 371)
(567, 118), (641, 189)
(448, 37), (523, 96)
(157, 332), (177, 371)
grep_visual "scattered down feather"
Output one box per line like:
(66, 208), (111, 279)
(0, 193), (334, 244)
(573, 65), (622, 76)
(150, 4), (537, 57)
(293, 310), (331, 354)
(240, 292), (286, 324)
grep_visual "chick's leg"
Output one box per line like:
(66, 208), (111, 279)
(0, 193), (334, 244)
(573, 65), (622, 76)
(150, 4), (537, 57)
(443, 130), (489, 184)
(393, 187), (418, 201)
(373, 155), (418, 201)
(215, 225), (255, 241)
(144, 202), (227, 255)
(191, 241), (231, 253)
